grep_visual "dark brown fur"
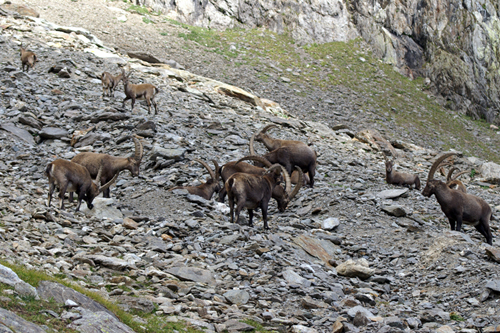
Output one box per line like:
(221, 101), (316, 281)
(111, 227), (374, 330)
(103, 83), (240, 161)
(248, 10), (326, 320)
(71, 137), (143, 198)
(169, 160), (220, 200)
(422, 153), (493, 245)
(226, 164), (288, 229)
(20, 44), (36, 72)
(385, 159), (421, 190)
(45, 159), (117, 211)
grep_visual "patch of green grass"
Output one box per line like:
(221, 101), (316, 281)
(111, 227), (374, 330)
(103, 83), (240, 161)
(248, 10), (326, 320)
(0, 261), (201, 333)
(160, 32), (168, 36)
(450, 312), (465, 321)
(143, 17), (153, 24)
(127, 4), (158, 16)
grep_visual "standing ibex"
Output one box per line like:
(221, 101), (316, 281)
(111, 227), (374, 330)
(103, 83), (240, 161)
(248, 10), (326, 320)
(101, 71), (123, 97)
(168, 159), (220, 200)
(422, 152), (493, 245)
(250, 124), (316, 186)
(217, 156), (303, 212)
(20, 44), (36, 72)
(71, 136), (143, 198)
(45, 160), (118, 211)
(121, 69), (159, 115)
(226, 164), (291, 229)
(384, 155), (421, 190)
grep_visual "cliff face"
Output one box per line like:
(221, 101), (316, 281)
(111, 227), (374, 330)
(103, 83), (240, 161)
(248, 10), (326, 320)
(351, 0), (500, 123)
(135, 0), (500, 123)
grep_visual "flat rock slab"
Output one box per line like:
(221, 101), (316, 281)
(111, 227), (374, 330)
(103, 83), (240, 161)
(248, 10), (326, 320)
(382, 205), (407, 217)
(0, 123), (35, 145)
(223, 289), (250, 305)
(166, 266), (215, 285)
(485, 279), (500, 292)
(39, 127), (69, 139)
(114, 295), (155, 313)
(293, 234), (339, 265)
(152, 145), (186, 160)
(84, 255), (136, 271)
(336, 259), (374, 280)
(68, 308), (134, 333)
(223, 319), (255, 332)
(0, 308), (46, 333)
(322, 217), (340, 230)
(377, 188), (409, 199)
(37, 281), (115, 317)
(485, 247), (500, 263)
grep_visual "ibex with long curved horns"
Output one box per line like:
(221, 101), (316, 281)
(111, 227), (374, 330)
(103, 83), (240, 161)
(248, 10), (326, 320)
(169, 159), (220, 200)
(422, 152), (493, 245)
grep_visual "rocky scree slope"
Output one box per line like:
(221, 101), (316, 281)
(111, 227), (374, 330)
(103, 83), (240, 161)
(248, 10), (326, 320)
(1, 7), (500, 333)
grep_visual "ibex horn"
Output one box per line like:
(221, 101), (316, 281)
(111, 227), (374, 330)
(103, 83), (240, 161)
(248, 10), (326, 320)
(428, 152), (456, 181)
(194, 159), (216, 181)
(236, 155), (272, 167)
(288, 166), (303, 201)
(133, 136), (143, 161)
(99, 172), (119, 194)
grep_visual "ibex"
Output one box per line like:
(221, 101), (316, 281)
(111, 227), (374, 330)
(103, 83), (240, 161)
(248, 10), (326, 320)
(218, 156), (303, 212)
(121, 69), (159, 115)
(45, 159), (118, 211)
(226, 164), (292, 229)
(101, 71), (123, 97)
(250, 124), (316, 186)
(445, 166), (469, 193)
(71, 136), (143, 198)
(384, 156), (421, 190)
(20, 44), (36, 72)
(422, 152), (493, 245)
(169, 159), (220, 200)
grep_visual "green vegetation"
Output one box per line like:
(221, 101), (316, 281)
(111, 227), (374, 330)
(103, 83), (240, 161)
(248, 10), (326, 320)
(143, 17), (153, 24)
(127, 4), (159, 16)
(167, 21), (500, 162)
(0, 261), (202, 333)
(450, 312), (465, 321)
(242, 319), (275, 333)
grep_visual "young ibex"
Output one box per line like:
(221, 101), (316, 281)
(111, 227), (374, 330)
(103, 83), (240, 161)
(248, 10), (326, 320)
(20, 44), (36, 72)
(101, 71), (123, 97)
(218, 156), (303, 212)
(121, 69), (159, 115)
(71, 136), (143, 198)
(422, 152), (493, 245)
(250, 124), (316, 186)
(169, 159), (221, 200)
(226, 164), (292, 229)
(45, 159), (118, 211)
(384, 156), (421, 190)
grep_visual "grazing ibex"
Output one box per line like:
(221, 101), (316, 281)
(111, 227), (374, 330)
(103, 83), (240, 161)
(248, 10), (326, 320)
(169, 159), (220, 200)
(45, 159), (118, 211)
(71, 136), (143, 198)
(218, 156), (303, 212)
(422, 152), (493, 245)
(250, 124), (316, 186)
(226, 164), (292, 229)
(20, 44), (36, 72)
(121, 69), (159, 115)
(384, 156), (421, 190)
(101, 71), (123, 97)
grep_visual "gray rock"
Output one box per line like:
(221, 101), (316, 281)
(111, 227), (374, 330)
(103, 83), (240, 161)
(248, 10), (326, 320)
(166, 266), (215, 285)
(223, 319), (255, 332)
(283, 269), (306, 285)
(382, 205), (407, 217)
(347, 305), (374, 319)
(0, 123), (35, 145)
(485, 279), (500, 292)
(353, 311), (370, 327)
(83, 255), (136, 271)
(383, 316), (405, 329)
(291, 325), (318, 333)
(68, 308), (134, 333)
(406, 317), (421, 329)
(336, 259), (374, 280)
(0, 264), (22, 286)
(321, 217), (340, 230)
(115, 295), (155, 313)
(14, 281), (38, 299)
(39, 127), (69, 139)
(223, 289), (250, 305)
(37, 281), (115, 317)
(152, 145), (186, 160)
(0, 308), (46, 333)
(479, 162), (500, 184)
(377, 188), (409, 199)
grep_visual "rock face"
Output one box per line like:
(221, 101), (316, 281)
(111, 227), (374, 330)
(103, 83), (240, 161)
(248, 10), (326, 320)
(136, 0), (358, 44)
(137, 0), (500, 123)
(350, 0), (500, 123)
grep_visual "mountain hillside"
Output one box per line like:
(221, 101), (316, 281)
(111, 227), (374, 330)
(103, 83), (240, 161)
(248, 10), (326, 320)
(0, 1), (499, 333)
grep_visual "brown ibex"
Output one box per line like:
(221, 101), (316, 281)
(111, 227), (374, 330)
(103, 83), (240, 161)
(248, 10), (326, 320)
(250, 124), (316, 186)
(121, 69), (159, 115)
(226, 164), (292, 229)
(169, 159), (220, 200)
(101, 71), (123, 97)
(218, 156), (303, 212)
(445, 166), (469, 193)
(71, 136), (143, 198)
(20, 44), (36, 72)
(45, 159), (118, 211)
(422, 152), (493, 245)
(384, 156), (421, 190)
